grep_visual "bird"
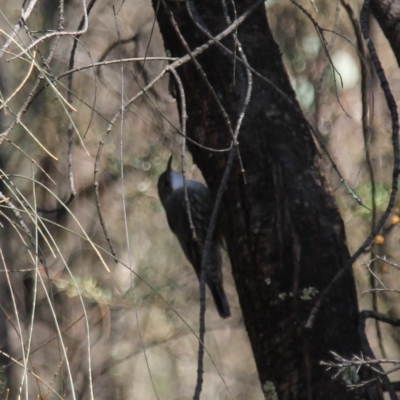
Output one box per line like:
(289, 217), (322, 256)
(157, 155), (231, 318)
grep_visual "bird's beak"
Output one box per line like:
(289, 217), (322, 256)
(167, 155), (173, 171)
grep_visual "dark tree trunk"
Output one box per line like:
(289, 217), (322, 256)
(153, 1), (383, 398)
(370, 0), (400, 67)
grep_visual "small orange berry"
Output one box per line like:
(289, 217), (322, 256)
(374, 235), (385, 245)
(391, 216), (400, 225)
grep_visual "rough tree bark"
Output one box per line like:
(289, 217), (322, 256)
(370, 0), (400, 67)
(153, 1), (383, 398)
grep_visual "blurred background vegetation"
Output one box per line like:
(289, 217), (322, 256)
(0, 0), (399, 398)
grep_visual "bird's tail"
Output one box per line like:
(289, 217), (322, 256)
(207, 280), (231, 319)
